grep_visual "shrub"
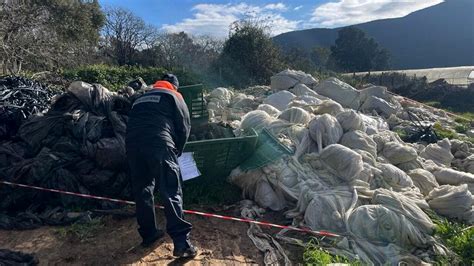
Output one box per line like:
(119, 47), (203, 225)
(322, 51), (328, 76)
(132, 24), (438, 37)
(63, 64), (201, 90)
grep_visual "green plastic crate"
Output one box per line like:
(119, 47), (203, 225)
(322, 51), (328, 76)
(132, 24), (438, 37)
(179, 84), (208, 126)
(239, 128), (294, 171)
(184, 130), (258, 178)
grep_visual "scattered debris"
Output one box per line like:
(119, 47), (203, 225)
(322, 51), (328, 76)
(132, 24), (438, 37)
(0, 76), (58, 139)
(1, 70), (473, 264)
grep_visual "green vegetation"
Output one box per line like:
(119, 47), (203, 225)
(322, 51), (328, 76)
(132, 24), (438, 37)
(63, 65), (200, 90)
(433, 122), (458, 140)
(183, 176), (241, 206)
(214, 19), (284, 88)
(56, 217), (104, 242)
(1, 0), (104, 74)
(454, 124), (468, 134)
(394, 128), (409, 141)
(330, 27), (390, 72)
(433, 217), (474, 265)
(303, 239), (361, 265)
(432, 122), (474, 144)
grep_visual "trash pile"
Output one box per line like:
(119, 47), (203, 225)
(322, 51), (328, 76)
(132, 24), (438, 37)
(0, 77), (244, 228)
(0, 249), (38, 265)
(1, 71), (473, 264)
(206, 69), (474, 264)
(0, 80), (133, 223)
(0, 76), (58, 139)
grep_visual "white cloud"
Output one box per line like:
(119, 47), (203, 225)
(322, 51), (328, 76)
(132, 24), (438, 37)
(311, 0), (444, 28)
(264, 3), (287, 11)
(162, 3), (298, 38)
(294, 5), (303, 11)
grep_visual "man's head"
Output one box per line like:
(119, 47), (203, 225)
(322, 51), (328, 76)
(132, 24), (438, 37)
(161, 73), (179, 89)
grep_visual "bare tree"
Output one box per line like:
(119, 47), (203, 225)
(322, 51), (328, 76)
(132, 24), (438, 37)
(0, 1), (50, 74)
(103, 7), (157, 65)
(0, 0), (104, 75)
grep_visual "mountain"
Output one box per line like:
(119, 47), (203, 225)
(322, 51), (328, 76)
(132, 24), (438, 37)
(273, 0), (474, 70)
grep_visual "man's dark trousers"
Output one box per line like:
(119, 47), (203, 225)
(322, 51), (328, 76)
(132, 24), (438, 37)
(128, 146), (192, 249)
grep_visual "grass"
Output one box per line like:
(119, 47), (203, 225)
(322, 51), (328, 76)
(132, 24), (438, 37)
(56, 217), (104, 242)
(433, 122), (458, 140)
(432, 122), (474, 144)
(432, 217), (474, 265)
(303, 239), (362, 265)
(454, 124), (468, 134)
(394, 128), (408, 141)
(183, 175), (242, 206)
(424, 101), (442, 108)
(455, 112), (474, 122)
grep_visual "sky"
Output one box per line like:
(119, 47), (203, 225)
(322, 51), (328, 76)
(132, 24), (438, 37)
(99, 0), (444, 38)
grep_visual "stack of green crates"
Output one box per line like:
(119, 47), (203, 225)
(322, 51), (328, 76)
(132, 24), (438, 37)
(184, 130), (258, 178)
(179, 84), (208, 126)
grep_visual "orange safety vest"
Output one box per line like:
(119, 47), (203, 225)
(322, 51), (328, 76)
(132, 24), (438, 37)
(152, 80), (183, 99)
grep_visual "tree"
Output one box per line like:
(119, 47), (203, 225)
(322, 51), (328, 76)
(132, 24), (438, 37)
(310, 46), (331, 70)
(103, 7), (156, 66)
(281, 47), (314, 73)
(0, 0), (105, 74)
(214, 19), (284, 88)
(330, 27), (390, 72)
(134, 32), (222, 81)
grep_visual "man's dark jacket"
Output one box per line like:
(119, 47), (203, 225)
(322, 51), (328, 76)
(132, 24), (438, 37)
(126, 84), (191, 154)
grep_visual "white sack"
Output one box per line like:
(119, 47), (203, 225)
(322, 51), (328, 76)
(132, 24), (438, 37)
(360, 114), (390, 135)
(239, 110), (275, 132)
(320, 144), (364, 182)
(340, 130), (378, 158)
(270, 69), (318, 91)
(372, 130), (402, 153)
(420, 138), (454, 167)
(257, 104), (281, 117)
(232, 96), (257, 110)
(336, 110), (366, 132)
(308, 114), (343, 151)
(373, 163), (414, 190)
(313, 78), (360, 109)
(263, 91), (296, 111)
(426, 184), (473, 221)
(463, 155), (474, 174)
(431, 167), (474, 186)
(312, 100), (344, 116)
(397, 159), (424, 173)
(304, 190), (355, 232)
(382, 142), (418, 165)
(293, 95), (322, 106)
(372, 188), (435, 234)
(360, 95), (400, 117)
(254, 179), (287, 211)
(348, 205), (430, 248)
(278, 107), (311, 125)
(290, 83), (319, 97)
(210, 87), (233, 103)
(408, 169), (439, 196)
(359, 85), (392, 102)
(450, 139), (471, 159)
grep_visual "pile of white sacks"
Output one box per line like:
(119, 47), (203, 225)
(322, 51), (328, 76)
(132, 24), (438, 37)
(207, 69), (474, 264)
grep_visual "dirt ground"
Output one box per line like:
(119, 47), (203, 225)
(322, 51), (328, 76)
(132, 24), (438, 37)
(0, 209), (269, 265)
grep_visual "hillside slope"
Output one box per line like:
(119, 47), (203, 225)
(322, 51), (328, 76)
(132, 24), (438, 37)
(274, 0), (474, 69)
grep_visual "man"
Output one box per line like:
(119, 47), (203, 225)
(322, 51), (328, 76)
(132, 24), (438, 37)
(126, 73), (197, 258)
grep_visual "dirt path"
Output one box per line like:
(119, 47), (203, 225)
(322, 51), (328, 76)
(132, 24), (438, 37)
(0, 210), (265, 265)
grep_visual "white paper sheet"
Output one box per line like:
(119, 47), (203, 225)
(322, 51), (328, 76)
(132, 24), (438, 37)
(178, 152), (201, 181)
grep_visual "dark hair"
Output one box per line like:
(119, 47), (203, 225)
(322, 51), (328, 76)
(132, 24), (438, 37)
(161, 73), (179, 88)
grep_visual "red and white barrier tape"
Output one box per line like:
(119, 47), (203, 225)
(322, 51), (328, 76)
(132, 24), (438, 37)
(0, 180), (339, 238)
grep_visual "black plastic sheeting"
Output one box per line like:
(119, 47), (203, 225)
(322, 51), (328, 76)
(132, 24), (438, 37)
(0, 249), (38, 265)
(0, 79), (133, 225)
(0, 208), (93, 230)
(0, 76), (58, 140)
